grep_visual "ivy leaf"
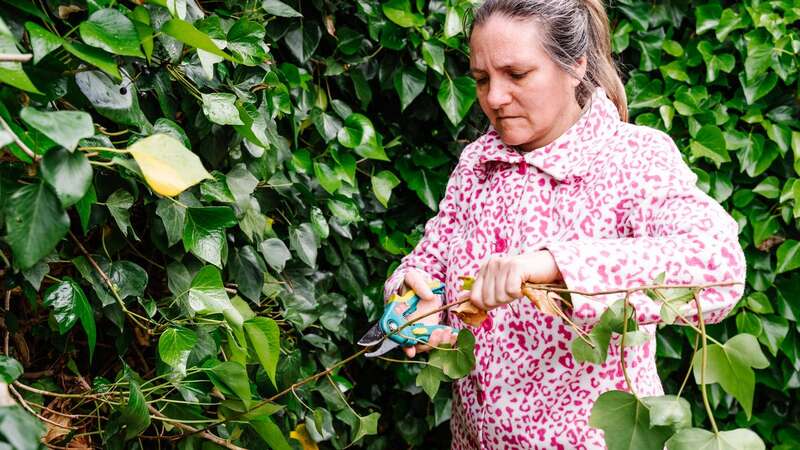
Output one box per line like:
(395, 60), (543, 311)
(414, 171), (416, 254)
(640, 395), (692, 429)
(251, 416), (293, 450)
(416, 364), (447, 399)
(128, 134), (213, 197)
(428, 329), (475, 378)
(161, 18), (235, 62)
(24, 22), (63, 64)
(158, 327), (197, 376)
(106, 190), (138, 239)
(74, 70), (148, 127)
(739, 72), (777, 105)
(0, 406), (45, 450)
(262, 0), (302, 18)
(155, 198), (185, 247)
(394, 65), (426, 111)
(589, 391), (673, 450)
(284, 22), (321, 64)
(382, 0), (425, 28)
(43, 279), (96, 360)
(244, 317), (281, 388)
(310, 207), (329, 240)
(776, 240), (800, 274)
(80, 9), (143, 57)
(202, 93), (245, 126)
(289, 223), (318, 267)
(690, 125), (729, 168)
(63, 41), (120, 80)
(260, 238), (291, 272)
(352, 412), (380, 443)
(118, 377), (151, 440)
(422, 40), (445, 75)
(4, 181), (69, 269)
(183, 207), (236, 267)
(40, 148), (93, 207)
(229, 245), (265, 303)
(208, 361), (252, 408)
(313, 161), (341, 194)
(694, 4), (721, 35)
(371, 170), (401, 207)
(20, 107), (93, 152)
(437, 76), (476, 126)
(692, 333), (769, 419)
(337, 114), (389, 161)
(666, 428), (765, 450)
(0, 17), (41, 94)
(187, 265), (231, 314)
(0, 356), (23, 383)
(226, 19), (268, 66)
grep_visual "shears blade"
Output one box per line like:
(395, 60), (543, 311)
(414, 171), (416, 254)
(357, 323), (385, 346)
(364, 339), (399, 358)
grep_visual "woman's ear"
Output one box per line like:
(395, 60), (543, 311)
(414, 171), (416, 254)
(571, 55), (588, 87)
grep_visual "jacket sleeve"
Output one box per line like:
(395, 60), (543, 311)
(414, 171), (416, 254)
(383, 143), (478, 302)
(544, 131), (746, 327)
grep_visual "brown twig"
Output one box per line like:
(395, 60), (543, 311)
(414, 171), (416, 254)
(0, 53), (33, 62)
(146, 405), (245, 450)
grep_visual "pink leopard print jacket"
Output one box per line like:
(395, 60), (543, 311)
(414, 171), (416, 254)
(384, 89), (746, 449)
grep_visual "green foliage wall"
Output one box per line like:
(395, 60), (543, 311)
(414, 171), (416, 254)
(0, 0), (798, 448)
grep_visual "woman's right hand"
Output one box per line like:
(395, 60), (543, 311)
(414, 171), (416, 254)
(399, 270), (457, 358)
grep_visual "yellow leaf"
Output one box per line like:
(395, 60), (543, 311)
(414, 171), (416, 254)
(289, 424), (319, 450)
(127, 134), (212, 196)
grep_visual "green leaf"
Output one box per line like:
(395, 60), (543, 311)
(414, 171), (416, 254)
(310, 207), (329, 240)
(422, 40), (445, 75)
(158, 327), (197, 376)
(0, 17), (41, 94)
(161, 18), (236, 62)
(20, 108), (93, 153)
(262, 0), (302, 17)
(40, 148), (93, 207)
(156, 198), (185, 247)
(371, 170), (401, 207)
(416, 364), (447, 399)
(327, 197), (361, 224)
(183, 206), (236, 267)
(118, 377), (150, 440)
(289, 223), (318, 267)
(131, 6), (153, 62)
(394, 65), (426, 111)
(640, 395), (692, 429)
(690, 125), (729, 167)
(260, 238), (291, 272)
(428, 329), (475, 379)
(79, 9), (144, 57)
(589, 391), (673, 450)
(4, 181), (69, 269)
(692, 334), (769, 419)
(75, 70), (147, 126)
(65, 41), (121, 79)
(744, 31), (773, 80)
(739, 72), (777, 105)
(202, 93), (245, 126)
(244, 317), (280, 388)
(226, 19), (268, 66)
(382, 0), (425, 28)
(208, 361), (252, 408)
(313, 161), (341, 194)
(0, 406), (45, 450)
(0, 356), (23, 383)
(25, 22), (63, 64)
(776, 240), (800, 274)
(758, 315), (789, 357)
(230, 245), (265, 303)
(43, 280), (96, 360)
(666, 428), (765, 450)
(353, 412), (380, 442)
(284, 23), (321, 64)
(437, 76), (476, 126)
(106, 189), (137, 239)
(251, 416), (293, 450)
(187, 265), (231, 314)
(752, 176), (780, 199)
(337, 114), (388, 161)
(694, 4), (721, 35)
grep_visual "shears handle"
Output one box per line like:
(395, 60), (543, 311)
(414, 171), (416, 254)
(381, 281), (459, 346)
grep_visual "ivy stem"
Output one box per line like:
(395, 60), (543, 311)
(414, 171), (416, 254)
(326, 373), (358, 417)
(0, 115), (38, 161)
(620, 293), (635, 395)
(695, 291), (719, 435)
(676, 333), (700, 399)
(78, 146), (128, 153)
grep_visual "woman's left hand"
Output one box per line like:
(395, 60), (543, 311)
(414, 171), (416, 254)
(469, 250), (562, 311)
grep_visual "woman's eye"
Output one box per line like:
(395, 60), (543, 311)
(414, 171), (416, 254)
(475, 77), (488, 85)
(510, 71), (529, 80)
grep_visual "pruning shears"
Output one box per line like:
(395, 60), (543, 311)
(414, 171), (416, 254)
(358, 281), (459, 357)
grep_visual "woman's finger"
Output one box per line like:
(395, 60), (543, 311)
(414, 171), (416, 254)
(406, 270), (436, 302)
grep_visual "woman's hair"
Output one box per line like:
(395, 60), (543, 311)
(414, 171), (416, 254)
(471, 0), (628, 122)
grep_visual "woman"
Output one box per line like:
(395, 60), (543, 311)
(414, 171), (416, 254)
(383, 0), (745, 448)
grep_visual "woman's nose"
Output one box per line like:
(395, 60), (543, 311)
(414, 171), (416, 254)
(486, 79), (512, 109)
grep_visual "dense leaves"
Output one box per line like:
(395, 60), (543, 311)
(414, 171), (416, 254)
(0, 0), (797, 448)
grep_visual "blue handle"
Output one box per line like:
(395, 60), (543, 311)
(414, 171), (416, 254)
(381, 282), (459, 346)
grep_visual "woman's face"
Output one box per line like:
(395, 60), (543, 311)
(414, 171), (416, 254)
(469, 15), (586, 151)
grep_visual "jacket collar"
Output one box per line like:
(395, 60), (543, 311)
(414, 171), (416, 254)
(476, 88), (621, 181)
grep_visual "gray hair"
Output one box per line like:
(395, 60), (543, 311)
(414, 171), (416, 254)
(471, 0), (628, 121)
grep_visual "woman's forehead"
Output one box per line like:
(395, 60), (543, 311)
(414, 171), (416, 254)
(469, 17), (546, 67)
